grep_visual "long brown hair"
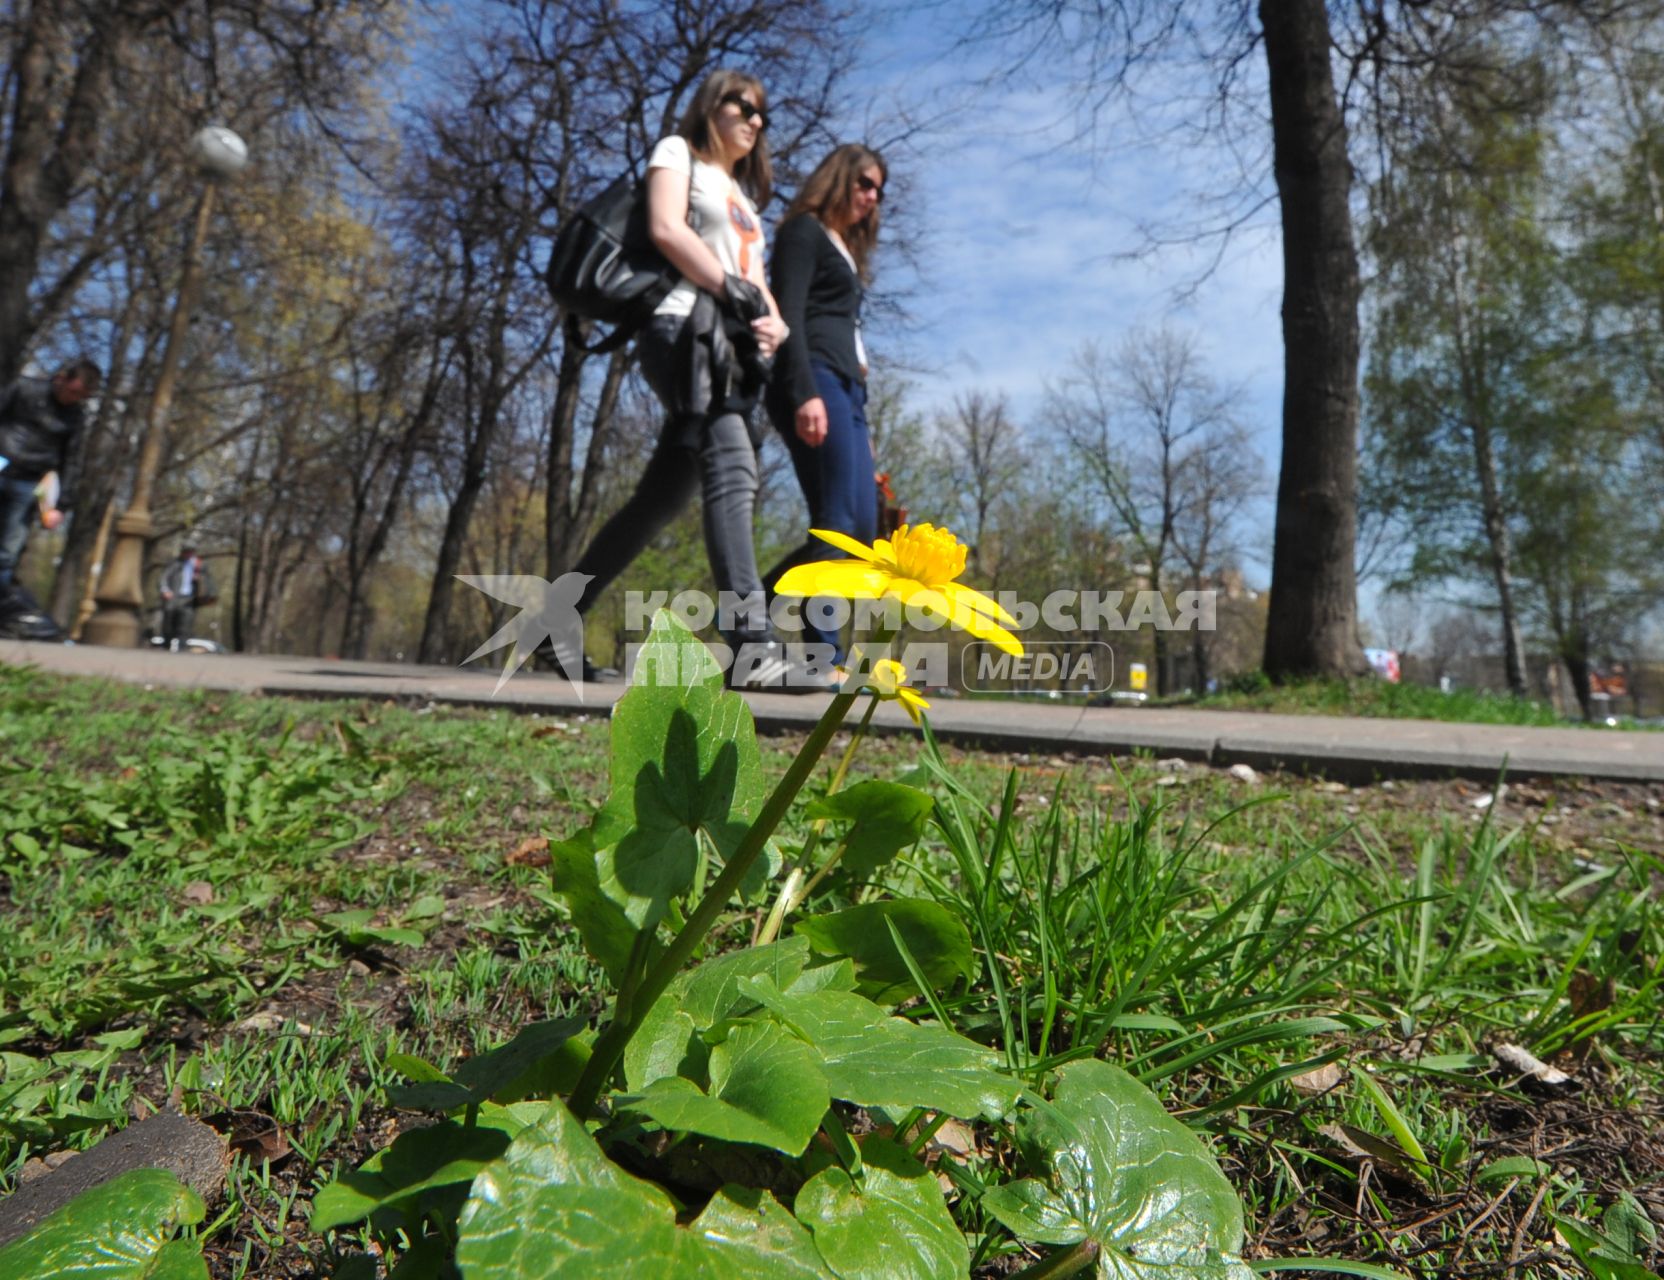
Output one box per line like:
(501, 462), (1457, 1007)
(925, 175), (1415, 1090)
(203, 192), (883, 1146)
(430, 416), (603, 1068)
(677, 69), (773, 207)
(785, 144), (887, 281)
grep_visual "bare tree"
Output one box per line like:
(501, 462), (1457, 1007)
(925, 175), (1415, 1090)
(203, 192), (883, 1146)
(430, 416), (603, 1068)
(1171, 418), (1261, 693)
(937, 391), (1024, 574)
(1044, 327), (1241, 695)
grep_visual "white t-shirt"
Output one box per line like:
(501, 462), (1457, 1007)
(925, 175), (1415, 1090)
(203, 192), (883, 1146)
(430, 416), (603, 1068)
(648, 136), (764, 318)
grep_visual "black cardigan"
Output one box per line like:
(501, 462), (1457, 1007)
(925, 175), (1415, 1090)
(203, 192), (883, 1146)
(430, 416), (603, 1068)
(769, 214), (865, 411)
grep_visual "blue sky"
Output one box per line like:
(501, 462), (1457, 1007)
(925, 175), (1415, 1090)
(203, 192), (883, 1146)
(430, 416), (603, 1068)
(840, 0), (1289, 584)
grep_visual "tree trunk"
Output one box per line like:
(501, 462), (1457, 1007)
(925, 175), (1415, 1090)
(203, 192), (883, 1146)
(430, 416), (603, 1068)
(546, 338), (629, 577)
(1562, 650), (1593, 722)
(1469, 418), (1530, 697)
(1259, 0), (1365, 681)
(1191, 592), (1212, 696)
(418, 396), (500, 664)
(0, 3), (173, 381)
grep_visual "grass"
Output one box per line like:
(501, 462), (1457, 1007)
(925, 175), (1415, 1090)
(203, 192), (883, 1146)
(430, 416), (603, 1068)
(1186, 674), (1658, 728)
(1, 660), (1660, 1278)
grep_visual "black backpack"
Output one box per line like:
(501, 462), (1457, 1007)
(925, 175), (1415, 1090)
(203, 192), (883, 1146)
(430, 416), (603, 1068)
(545, 170), (682, 354)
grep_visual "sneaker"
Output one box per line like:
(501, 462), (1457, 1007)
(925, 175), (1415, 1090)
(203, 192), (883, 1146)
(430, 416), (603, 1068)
(531, 642), (617, 684)
(728, 640), (837, 695)
(0, 585), (64, 642)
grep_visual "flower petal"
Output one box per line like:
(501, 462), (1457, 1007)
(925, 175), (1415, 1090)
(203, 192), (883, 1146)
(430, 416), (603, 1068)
(940, 581), (1019, 627)
(775, 560), (891, 599)
(809, 528), (883, 562)
(908, 586), (1024, 655)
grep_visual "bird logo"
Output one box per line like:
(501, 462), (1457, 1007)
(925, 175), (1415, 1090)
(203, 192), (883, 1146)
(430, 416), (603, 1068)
(457, 572), (593, 697)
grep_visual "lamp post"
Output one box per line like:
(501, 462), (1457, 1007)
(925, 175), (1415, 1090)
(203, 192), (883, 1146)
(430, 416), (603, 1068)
(81, 125), (248, 648)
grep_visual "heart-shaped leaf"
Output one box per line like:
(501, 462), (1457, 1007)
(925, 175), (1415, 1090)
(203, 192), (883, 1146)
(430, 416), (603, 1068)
(805, 781), (934, 876)
(794, 1139), (967, 1280)
(592, 612), (767, 929)
(0, 1168), (206, 1279)
(624, 1020), (829, 1155)
(457, 1099), (835, 1276)
(744, 977), (1017, 1120)
(794, 901), (975, 1003)
(980, 1059), (1252, 1279)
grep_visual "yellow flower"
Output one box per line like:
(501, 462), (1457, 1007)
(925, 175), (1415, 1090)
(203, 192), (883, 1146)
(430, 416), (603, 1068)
(774, 523), (1023, 655)
(867, 658), (929, 724)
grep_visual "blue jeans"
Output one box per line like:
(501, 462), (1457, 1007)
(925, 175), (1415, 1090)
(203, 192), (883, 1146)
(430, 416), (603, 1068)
(764, 363), (876, 664)
(0, 474), (38, 589)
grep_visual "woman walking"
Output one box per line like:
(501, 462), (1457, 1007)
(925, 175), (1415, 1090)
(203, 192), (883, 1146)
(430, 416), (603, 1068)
(762, 144), (887, 675)
(566, 69), (815, 690)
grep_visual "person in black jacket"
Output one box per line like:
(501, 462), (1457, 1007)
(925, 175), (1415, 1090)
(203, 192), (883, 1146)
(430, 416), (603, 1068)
(0, 357), (100, 639)
(762, 145), (887, 674)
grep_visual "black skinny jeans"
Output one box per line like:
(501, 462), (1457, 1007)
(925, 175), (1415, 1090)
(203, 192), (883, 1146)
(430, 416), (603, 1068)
(572, 313), (771, 642)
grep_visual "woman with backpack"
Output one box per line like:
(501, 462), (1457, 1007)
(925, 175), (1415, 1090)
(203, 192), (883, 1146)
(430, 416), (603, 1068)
(565, 69), (822, 691)
(761, 144), (888, 679)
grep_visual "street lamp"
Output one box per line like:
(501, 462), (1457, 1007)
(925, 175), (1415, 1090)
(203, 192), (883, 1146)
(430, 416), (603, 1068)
(81, 125), (248, 648)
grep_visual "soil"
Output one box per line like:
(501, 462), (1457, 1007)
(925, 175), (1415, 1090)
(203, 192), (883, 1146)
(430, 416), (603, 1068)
(25, 734), (1664, 1278)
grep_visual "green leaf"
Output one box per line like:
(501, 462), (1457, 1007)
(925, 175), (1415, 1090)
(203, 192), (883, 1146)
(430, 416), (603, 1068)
(794, 901), (975, 1003)
(1474, 1156), (1550, 1185)
(1604, 1193), (1659, 1260)
(805, 781), (934, 875)
(624, 939), (810, 1094)
(592, 612), (767, 930)
(981, 1059), (1252, 1279)
(310, 1118), (514, 1232)
(451, 1017), (587, 1104)
(319, 908), (424, 949)
(0, 1168), (206, 1278)
(795, 1139), (968, 1280)
(389, 1023), (591, 1113)
(688, 1186), (838, 1277)
(624, 1020), (830, 1155)
(1556, 1216), (1663, 1280)
(547, 830), (644, 986)
(457, 1100), (833, 1276)
(744, 977), (1017, 1120)
(679, 937), (813, 1025)
(788, 959), (860, 996)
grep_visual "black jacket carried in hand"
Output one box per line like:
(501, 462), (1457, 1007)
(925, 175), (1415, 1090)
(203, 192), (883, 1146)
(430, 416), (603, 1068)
(670, 274), (775, 432)
(0, 377), (85, 509)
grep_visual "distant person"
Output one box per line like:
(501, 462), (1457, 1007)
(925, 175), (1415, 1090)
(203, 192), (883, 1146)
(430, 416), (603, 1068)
(158, 544), (215, 652)
(0, 357), (100, 641)
(762, 145), (887, 678)
(560, 69), (823, 691)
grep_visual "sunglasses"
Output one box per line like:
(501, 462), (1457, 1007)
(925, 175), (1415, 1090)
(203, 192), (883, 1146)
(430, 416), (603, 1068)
(856, 174), (885, 203)
(720, 92), (769, 131)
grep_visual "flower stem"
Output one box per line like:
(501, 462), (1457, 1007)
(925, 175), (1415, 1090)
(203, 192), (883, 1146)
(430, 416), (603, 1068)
(568, 686), (860, 1115)
(1008, 1239), (1100, 1280)
(755, 694), (879, 946)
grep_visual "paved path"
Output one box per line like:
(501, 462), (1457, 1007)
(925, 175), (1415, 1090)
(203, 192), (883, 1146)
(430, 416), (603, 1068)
(6, 638), (1661, 784)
